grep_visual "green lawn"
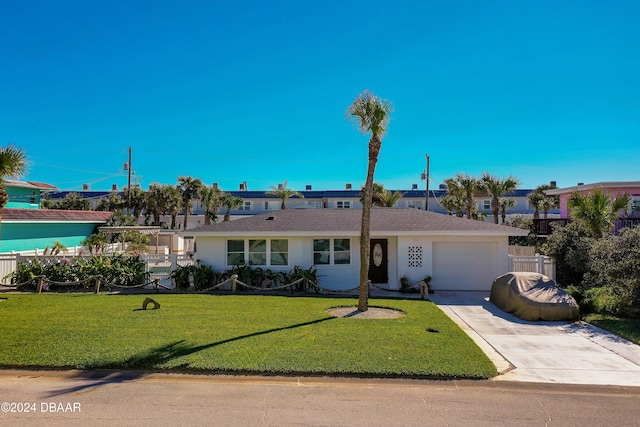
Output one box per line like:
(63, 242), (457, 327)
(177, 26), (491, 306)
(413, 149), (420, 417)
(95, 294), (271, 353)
(585, 314), (640, 345)
(0, 294), (496, 379)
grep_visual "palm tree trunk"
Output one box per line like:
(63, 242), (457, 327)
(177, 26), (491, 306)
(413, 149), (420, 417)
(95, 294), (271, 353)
(492, 197), (499, 224)
(359, 137), (381, 312)
(183, 210), (189, 230)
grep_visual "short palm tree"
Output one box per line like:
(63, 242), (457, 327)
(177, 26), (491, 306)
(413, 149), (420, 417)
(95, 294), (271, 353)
(164, 185), (182, 229)
(178, 176), (203, 230)
(347, 90), (393, 312)
(568, 188), (630, 238)
(82, 233), (108, 255)
(145, 183), (167, 226)
(266, 180), (304, 210)
(499, 198), (516, 224)
(96, 191), (124, 212)
(360, 182), (386, 206)
(200, 185), (224, 225)
(221, 193), (244, 222)
(0, 145), (28, 223)
(528, 183), (559, 219)
(123, 186), (147, 219)
(377, 188), (404, 207)
(53, 193), (91, 210)
(481, 173), (520, 224)
(444, 174), (483, 219)
(440, 193), (466, 217)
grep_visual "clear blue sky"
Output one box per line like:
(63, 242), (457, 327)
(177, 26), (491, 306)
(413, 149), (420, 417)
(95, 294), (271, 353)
(2, 1), (639, 192)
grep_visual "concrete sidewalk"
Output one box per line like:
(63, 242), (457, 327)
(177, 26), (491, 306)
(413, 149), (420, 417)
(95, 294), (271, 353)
(430, 290), (640, 386)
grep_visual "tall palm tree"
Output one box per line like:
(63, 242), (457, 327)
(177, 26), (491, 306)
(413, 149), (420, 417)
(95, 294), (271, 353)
(481, 173), (520, 224)
(499, 198), (516, 224)
(200, 185), (224, 225)
(347, 90), (393, 312)
(178, 176), (203, 230)
(266, 180), (304, 210)
(221, 193), (244, 222)
(0, 145), (28, 223)
(568, 188), (630, 238)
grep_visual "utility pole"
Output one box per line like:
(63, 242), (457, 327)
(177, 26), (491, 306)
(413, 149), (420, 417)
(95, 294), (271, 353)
(421, 154), (430, 211)
(127, 146), (132, 212)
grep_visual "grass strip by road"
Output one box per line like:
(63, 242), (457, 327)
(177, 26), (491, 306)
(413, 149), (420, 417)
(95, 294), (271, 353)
(0, 294), (496, 379)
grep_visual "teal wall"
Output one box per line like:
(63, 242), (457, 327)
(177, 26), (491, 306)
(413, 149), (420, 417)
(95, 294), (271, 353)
(5, 186), (40, 209)
(0, 222), (98, 253)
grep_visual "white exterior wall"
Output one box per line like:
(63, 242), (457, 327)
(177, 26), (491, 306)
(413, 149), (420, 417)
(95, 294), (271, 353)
(194, 236), (361, 290)
(195, 234), (510, 292)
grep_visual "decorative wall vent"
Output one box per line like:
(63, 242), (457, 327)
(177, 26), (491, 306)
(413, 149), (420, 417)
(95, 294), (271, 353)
(408, 246), (423, 268)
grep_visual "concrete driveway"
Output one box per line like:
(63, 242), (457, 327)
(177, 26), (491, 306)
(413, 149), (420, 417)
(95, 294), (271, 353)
(430, 290), (640, 386)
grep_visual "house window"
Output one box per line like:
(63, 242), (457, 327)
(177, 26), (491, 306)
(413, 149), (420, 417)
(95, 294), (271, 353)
(313, 239), (330, 265)
(239, 201), (252, 211)
(333, 239), (350, 264)
(249, 239), (267, 265)
(227, 240), (245, 265)
(30, 191), (37, 205)
(336, 201), (351, 209)
(483, 200), (491, 210)
(270, 239), (288, 265)
(305, 201), (323, 208)
(226, 239), (289, 267)
(407, 200), (422, 209)
(264, 201), (280, 211)
(313, 238), (351, 265)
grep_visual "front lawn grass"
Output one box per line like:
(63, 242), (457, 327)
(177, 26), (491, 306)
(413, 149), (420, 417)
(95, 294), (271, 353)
(584, 314), (640, 345)
(0, 294), (496, 379)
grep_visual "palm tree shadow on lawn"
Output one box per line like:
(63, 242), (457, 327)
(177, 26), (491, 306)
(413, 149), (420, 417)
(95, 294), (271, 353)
(47, 316), (336, 397)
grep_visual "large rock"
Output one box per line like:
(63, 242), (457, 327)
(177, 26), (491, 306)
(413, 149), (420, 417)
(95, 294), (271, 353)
(490, 272), (579, 321)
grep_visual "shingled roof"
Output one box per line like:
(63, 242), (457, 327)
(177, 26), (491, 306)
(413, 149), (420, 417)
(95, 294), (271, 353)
(3, 180), (58, 190)
(2, 209), (112, 223)
(184, 208), (529, 237)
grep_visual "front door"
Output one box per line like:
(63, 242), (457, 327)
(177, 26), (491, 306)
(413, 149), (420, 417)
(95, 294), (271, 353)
(368, 239), (388, 284)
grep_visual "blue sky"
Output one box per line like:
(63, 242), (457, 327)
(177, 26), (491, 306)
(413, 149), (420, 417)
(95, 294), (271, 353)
(2, 1), (639, 192)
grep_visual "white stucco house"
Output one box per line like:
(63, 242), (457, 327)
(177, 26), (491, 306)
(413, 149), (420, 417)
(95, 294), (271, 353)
(183, 208), (529, 292)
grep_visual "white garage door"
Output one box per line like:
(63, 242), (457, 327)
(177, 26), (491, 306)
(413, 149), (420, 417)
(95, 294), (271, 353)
(432, 242), (498, 291)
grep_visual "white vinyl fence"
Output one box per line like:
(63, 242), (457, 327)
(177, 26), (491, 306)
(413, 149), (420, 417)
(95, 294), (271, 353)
(141, 253), (195, 283)
(0, 251), (195, 286)
(0, 254), (18, 284)
(508, 254), (556, 280)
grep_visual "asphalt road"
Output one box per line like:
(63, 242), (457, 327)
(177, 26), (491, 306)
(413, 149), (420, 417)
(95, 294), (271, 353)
(1, 370), (639, 426)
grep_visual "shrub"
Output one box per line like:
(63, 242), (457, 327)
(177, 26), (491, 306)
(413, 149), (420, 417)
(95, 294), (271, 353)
(170, 264), (193, 290)
(582, 227), (640, 317)
(541, 221), (594, 288)
(9, 254), (149, 291)
(582, 286), (629, 317)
